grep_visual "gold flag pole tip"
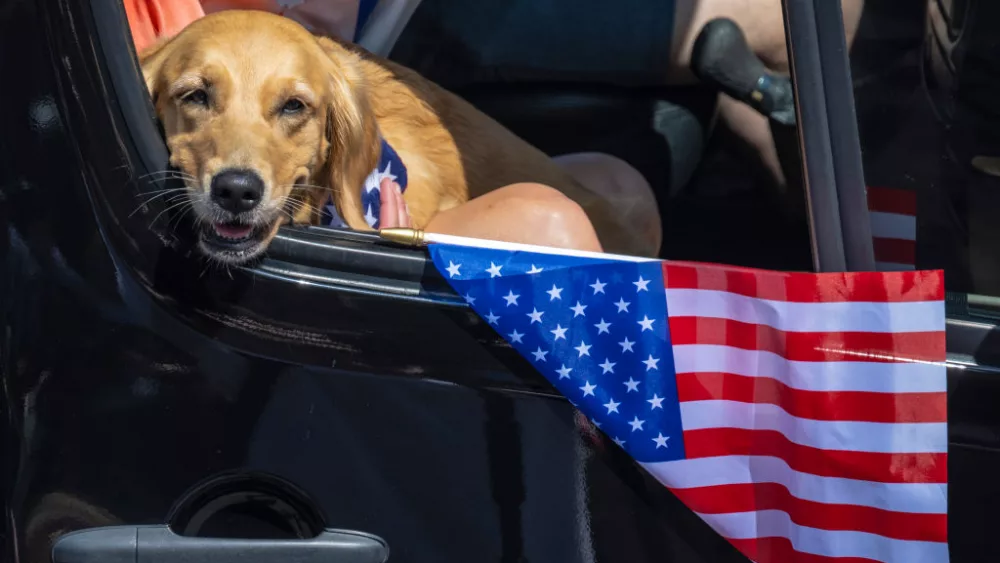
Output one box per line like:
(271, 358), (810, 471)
(379, 228), (427, 247)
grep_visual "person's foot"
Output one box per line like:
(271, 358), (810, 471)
(690, 18), (796, 126)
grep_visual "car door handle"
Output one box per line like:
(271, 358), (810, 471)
(52, 525), (389, 563)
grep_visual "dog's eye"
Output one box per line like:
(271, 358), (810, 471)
(182, 89), (209, 106)
(280, 98), (305, 115)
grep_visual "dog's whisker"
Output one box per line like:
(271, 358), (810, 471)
(128, 188), (192, 217)
(282, 198), (326, 222)
(133, 187), (189, 199)
(148, 198), (195, 228)
(166, 202), (196, 233)
(139, 170), (197, 181)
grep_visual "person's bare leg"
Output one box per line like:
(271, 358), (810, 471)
(669, 0), (864, 81)
(425, 183), (605, 252)
(668, 0), (865, 188)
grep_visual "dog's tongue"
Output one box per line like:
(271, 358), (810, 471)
(214, 222), (253, 239)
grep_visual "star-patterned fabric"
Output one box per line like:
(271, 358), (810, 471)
(430, 244), (686, 463)
(323, 138), (408, 229)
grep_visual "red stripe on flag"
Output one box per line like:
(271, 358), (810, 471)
(867, 186), (917, 216)
(675, 372), (947, 423)
(683, 428), (948, 484)
(728, 536), (883, 563)
(671, 483), (947, 542)
(873, 238), (916, 265)
(668, 317), (946, 363)
(662, 264), (942, 303)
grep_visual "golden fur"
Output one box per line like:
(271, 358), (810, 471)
(140, 10), (633, 260)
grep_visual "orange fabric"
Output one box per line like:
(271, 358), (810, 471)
(124, 0), (206, 54)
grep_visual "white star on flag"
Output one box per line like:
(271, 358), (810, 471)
(615, 298), (630, 313)
(603, 398), (621, 414)
(634, 276), (651, 292)
(503, 290), (520, 307)
(628, 416), (645, 432)
(643, 355), (660, 371)
(546, 284), (563, 301)
(652, 433), (670, 448)
(590, 279), (606, 294)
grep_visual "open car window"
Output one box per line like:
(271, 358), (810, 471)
(110, 0), (815, 274)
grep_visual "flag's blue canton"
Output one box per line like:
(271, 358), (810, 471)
(323, 138), (408, 229)
(430, 244), (686, 463)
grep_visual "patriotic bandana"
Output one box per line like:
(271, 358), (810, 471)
(322, 138), (408, 229)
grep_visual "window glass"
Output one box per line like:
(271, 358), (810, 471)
(852, 0), (1000, 308)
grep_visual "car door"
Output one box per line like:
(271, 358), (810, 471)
(0, 1), (761, 562)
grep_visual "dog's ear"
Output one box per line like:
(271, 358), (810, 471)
(138, 36), (177, 107)
(316, 36), (381, 230)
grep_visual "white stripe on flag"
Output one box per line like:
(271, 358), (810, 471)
(697, 509), (949, 562)
(422, 232), (655, 262)
(665, 289), (944, 333)
(671, 345), (947, 393)
(678, 401), (947, 453)
(869, 211), (916, 241)
(642, 456), (947, 514)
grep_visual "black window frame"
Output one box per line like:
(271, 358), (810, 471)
(781, 0), (875, 273)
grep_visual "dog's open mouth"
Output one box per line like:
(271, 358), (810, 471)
(198, 219), (273, 262)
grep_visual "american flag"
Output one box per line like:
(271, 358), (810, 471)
(429, 240), (948, 563)
(868, 186), (917, 271)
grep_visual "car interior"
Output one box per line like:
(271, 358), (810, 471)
(11, 0), (1000, 562)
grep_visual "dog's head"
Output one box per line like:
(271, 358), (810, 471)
(140, 10), (378, 264)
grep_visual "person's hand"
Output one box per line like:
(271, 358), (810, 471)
(378, 177), (412, 229)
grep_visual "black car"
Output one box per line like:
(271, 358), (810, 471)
(2, 0), (999, 562)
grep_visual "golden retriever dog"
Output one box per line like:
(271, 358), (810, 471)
(140, 10), (637, 263)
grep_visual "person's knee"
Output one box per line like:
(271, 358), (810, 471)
(494, 183), (604, 252)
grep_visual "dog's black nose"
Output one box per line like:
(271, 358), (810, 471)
(210, 169), (265, 213)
